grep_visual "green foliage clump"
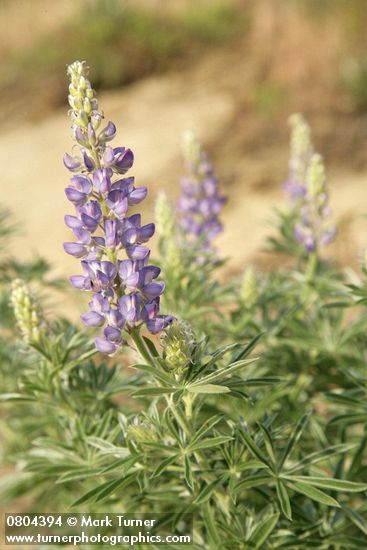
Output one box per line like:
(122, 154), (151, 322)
(1, 107), (367, 549)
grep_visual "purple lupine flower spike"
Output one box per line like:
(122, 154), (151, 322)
(177, 132), (226, 254)
(63, 61), (172, 354)
(284, 114), (336, 254)
(294, 153), (336, 254)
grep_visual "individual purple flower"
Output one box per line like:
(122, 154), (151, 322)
(64, 61), (172, 354)
(177, 132), (226, 254)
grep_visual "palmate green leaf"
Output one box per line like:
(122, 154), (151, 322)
(239, 377), (282, 387)
(188, 436), (233, 453)
(194, 476), (225, 505)
(349, 436), (367, 477)
(342, 505), (367, 536)
(258, 424), (276, 465)
(0, 393), (37, 402)
(130, 363), (173, 385)
(286, 443), (355, 473)
(131, 386), (177, 397)
(95, 409), (115, 439)
(184, 455), (194, 491)
(329, 413), (367, 426)
(143, 336), (159, 357)
(278, 411), (312, 470)
(190, 357), (258, 386)
(237, 460), (269, 472)
(197, 343), (240, 372)
(100, 454), (143, 475)
(287, 481), (340, 507)
(151, 455), (178, 479)
(84, 437), (130, 458)
(283, 475), (367, 492)
(245, 512), (279, 550)
(234, 474), (271, 493)
(56, 468), (101, 484)
(187, 384), (230, 394)
(276, 480), (292, 521)
(327, 536), (367, 549)
(238, 429), (273, 470)
(189, 414), (224, 447)
(71, 472), (138, 507)
(326, 391), (366, 408)
(230, 333), (263, 363)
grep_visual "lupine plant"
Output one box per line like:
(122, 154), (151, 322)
(1, 61), (367, 550)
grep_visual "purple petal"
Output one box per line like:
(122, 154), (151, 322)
(73, 228), (91, 245)
(101, 121), (116, 142)
(126, 245), (150, 261)
(141, 298), (160, 321)
(147, 316), (173, 334)
(138, 223), (155, 242)
(121, 228), (139, 246)
(142, 282), (165, 299)
(93, 169), (111, 194)
(118, 259), (134, 280)
(140, 265), (161, 285)
(103, 146), (115, 165)
(89, 293), (110, 313)
(81, 213), (99, 231)
(128, 187), (147, 205)
(95, 337), (118, 355)
(65, 187), (87, 206)
(63, 242), (87, 258)
(70, 275), (89, 289)
(104, 325), (123, 344)
(64, 215), (83, 230)
(71, 175), (92, 194)
(127, 213), (141, 228)
(81, 311), (105, 327)
(63, 153), (81, 172)
(106, 309), (125, 328)
(113, 147), (134, 174)
(83, 152), (95, 171)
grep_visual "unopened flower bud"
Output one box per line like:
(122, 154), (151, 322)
(10, 279), (44, 343)
(161, 320), (194, 371)
(67, 60), (99, 128)
(307, 154), (325, 198)
(240, 267), (258, 309)
(155, 192), (175, 239)
(182, 130), (201, 166)
(289, 113), (311, 161)
(128, 424), (157, 445)
(166, 238), (184, 277)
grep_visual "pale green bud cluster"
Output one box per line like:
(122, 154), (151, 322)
(127, 423), (157, 445)
(306, 154), (326, 200)
(155, 192), (175, 239)
(166, 238), (184, 277)
(10, 279), (43, 343)
(67, 60), (99, 128)
(161, 320), (194, 371)
(182, 130), (201, 166)
(289, 113), (312, 160)
(240, 267), (258, 309)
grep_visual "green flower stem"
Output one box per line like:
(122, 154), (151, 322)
(306, 251), (318, 283)
(129, 329), (228, 528)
